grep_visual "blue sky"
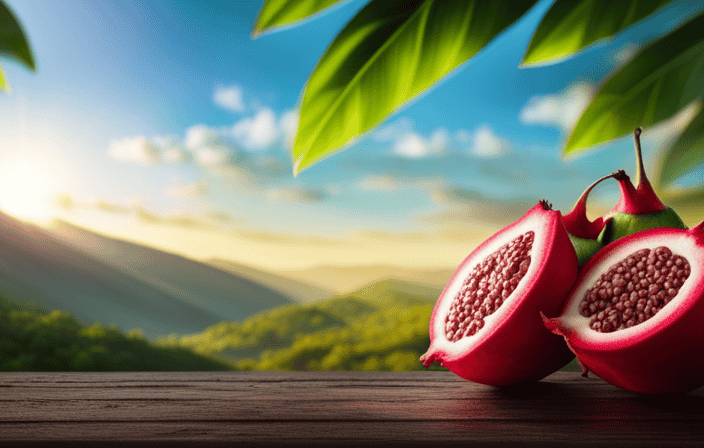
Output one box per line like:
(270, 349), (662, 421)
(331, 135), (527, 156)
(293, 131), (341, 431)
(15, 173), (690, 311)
(1, 0), (702, 272)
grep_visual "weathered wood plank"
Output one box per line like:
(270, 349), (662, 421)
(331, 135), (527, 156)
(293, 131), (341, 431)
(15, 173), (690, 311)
(4, 420), (704, 445)
(0, 371), (702, 447)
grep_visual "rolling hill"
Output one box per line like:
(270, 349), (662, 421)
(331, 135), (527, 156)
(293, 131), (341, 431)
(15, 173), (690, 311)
(50, 219), (293, 317)
(0, 214), (291, 337)
(158, 279), (440, 370)
(158, 278), (583, 372)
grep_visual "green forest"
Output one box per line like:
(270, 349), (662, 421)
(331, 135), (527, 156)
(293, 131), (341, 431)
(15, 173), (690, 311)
(157, 280), (441, 371)
(0, 278), (581, 372)
(0, 295), (228, 371)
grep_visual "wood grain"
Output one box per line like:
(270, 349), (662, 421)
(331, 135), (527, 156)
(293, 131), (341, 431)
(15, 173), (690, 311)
(0, 371), (702, 447)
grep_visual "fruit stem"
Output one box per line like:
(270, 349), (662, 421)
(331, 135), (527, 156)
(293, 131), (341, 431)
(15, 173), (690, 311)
(563, 171), (621, 239)
(539, 199), (553, 211)
(611, 127), (666, 214)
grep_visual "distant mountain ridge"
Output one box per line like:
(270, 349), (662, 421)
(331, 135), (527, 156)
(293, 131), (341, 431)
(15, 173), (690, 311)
(280, 265), (453, 296)
(50, 219), (293, 317)
(207, 259), (451, 303)
(208, 258), (336, 302)
(0, 214), (291, 337)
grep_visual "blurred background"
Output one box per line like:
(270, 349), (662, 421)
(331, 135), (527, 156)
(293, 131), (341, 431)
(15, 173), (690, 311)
(0, 0), (702, 371)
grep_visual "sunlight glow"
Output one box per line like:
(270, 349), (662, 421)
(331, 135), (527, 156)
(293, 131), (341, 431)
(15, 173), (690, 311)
(0, 152), (64, 223)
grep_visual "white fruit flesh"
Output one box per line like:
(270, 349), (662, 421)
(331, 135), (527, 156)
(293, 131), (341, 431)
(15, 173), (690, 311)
(557, 231), (703, 349)
(429, 206), (556, 361)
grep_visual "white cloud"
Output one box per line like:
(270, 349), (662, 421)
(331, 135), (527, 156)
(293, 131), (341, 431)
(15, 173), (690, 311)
(394, 132), (427, 158)
(376, 119), (449, 158)
(393, 128), (450, 158)
(163, 148), (191, 164)
(195, 146), (230, 167)
(470, 125), (510, 158)
(213, 84), (245, 113)
(185, 124), (222, 150)
(373, 118), (414, 142)
(106, 93), (297, 190)
(232, 108), (279, 150)
(153, 135), (191, 164)
(108, 136), (160, 165)
(166, 177), (209, 198)
(182, 124), (239, 168)
(520, 82), (594, 131)
(429, 128), (450, 154)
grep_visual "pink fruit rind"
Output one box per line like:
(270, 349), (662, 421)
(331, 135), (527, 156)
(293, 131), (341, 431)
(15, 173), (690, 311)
(422, 202), (577, 386)
(543, 221), (704, 394)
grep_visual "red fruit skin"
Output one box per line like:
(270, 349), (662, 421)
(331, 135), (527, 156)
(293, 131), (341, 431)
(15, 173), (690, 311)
(562, 171), (621, 240)
(612, 171), (666, 215)
(544, 223), (704, 394)
(422, 203), (578, 386)
(611, 127), (666, 215)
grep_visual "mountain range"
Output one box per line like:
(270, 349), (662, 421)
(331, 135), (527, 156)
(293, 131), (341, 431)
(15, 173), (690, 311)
(0, 213), (292, 337)
(0, 211), (451, 338)
(210, 259), (452, 299)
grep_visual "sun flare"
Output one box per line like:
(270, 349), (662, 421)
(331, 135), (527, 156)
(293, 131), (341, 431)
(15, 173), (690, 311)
(0, 152), (64, 223)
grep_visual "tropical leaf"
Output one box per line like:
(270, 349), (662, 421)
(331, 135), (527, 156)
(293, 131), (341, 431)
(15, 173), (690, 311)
(654, 104), (704, 188)
(522, 0), (677, 67)
(292, 0), (539, 174)
(661, 185), (704, 209)
(0, 63), (6, 92)
(564, 10), (704, 156)
(252, 0), (347, 37)
(0, 0), (35, 71)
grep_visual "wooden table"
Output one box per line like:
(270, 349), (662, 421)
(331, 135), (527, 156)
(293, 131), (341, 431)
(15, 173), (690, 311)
(1, 371), (702, 447)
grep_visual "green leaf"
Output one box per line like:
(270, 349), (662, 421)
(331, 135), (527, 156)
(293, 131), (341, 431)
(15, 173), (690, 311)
(252, 0), (347, 37)
(292, 0), (539, 174)
(661, 185), (704, 209)
(0, 0), (36, 71)
(564, 10), (704, 156)
(522, 0), (676, 67)
(0, 63), (7, 92)
(655, 103), (704, 188)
